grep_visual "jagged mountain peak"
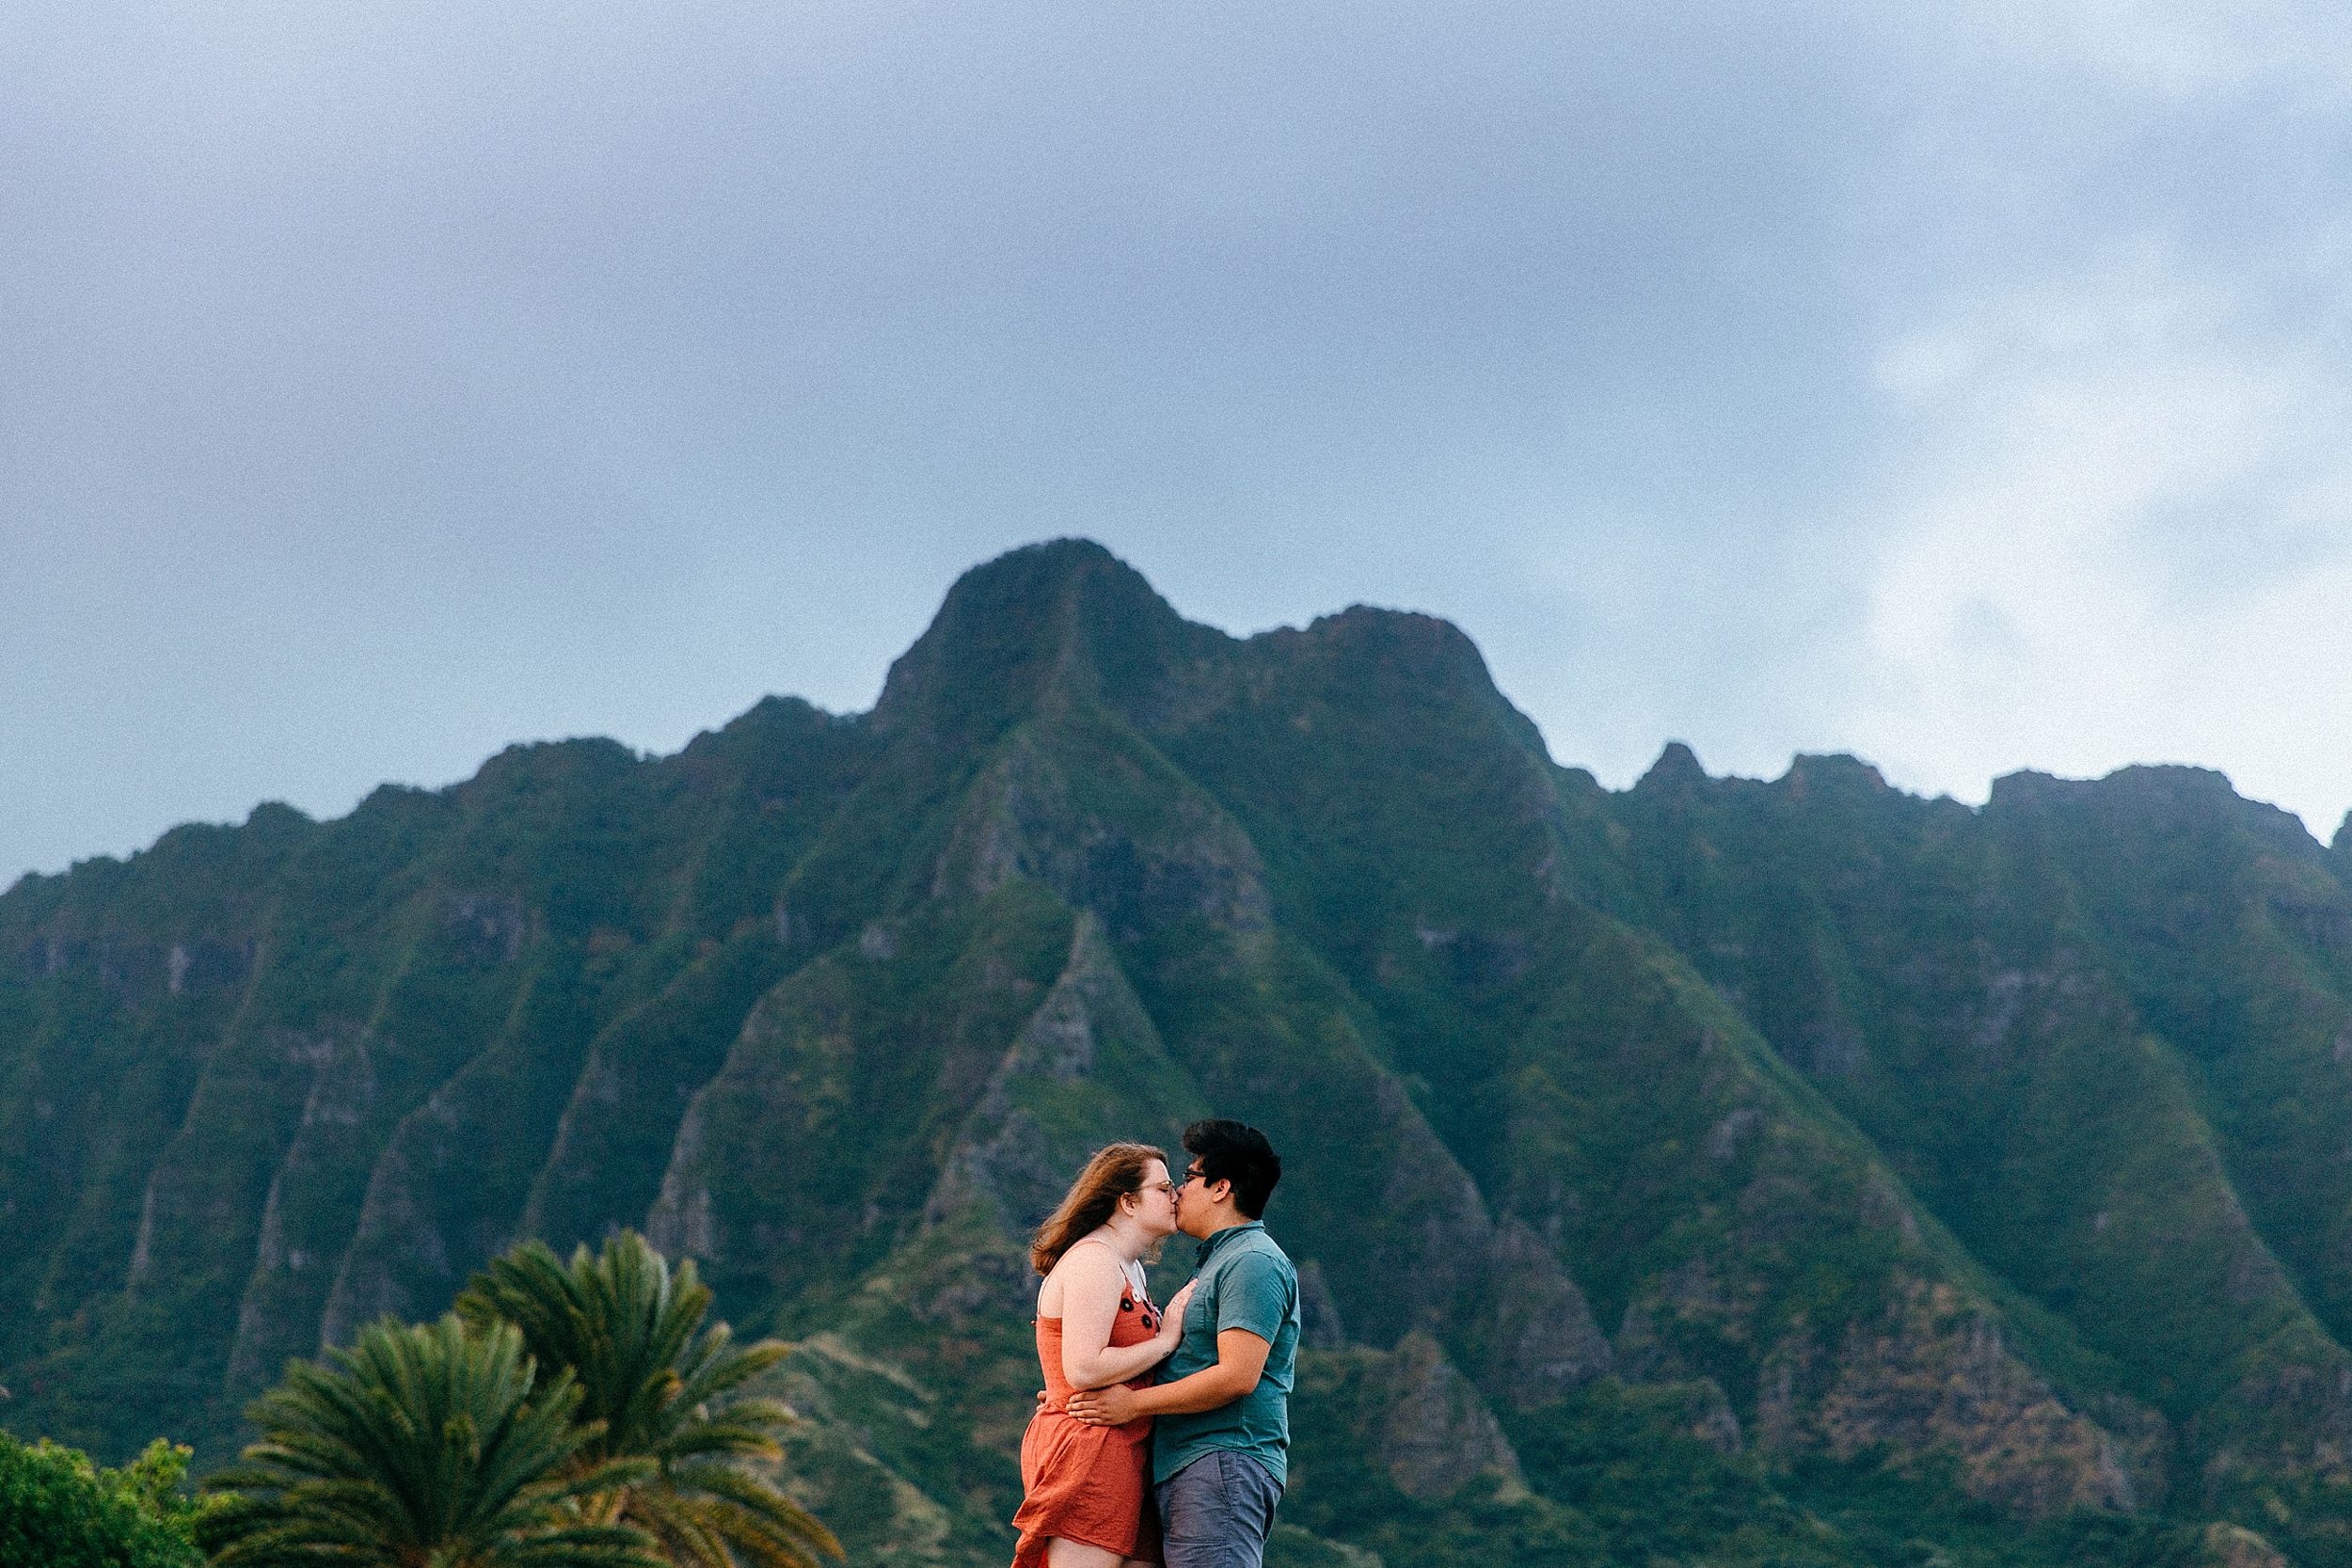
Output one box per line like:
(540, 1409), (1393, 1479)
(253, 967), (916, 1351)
(1989, 763), (2330, 864)
(457, 736), (643, 800)
(1776, 752), (1889, 792)
(1286, 601), (1484, 660)
(1299, 602), (1521, 697)
(1987, 762), (2258, 818)
(869, 539), (1215, 743)
(1631, 746), (1897, 808)
(18, 543), (2352, 1566)
(1635, 739), (1708, 792)
(867, 545), (1550, 765)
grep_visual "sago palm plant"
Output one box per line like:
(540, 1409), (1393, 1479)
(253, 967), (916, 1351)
(199, 1313), (666, 1568)
(456, 1232), (839, 1568)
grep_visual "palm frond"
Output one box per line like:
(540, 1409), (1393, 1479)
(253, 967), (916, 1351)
(199, 1314), (669, 1568)
(460, 1230), (842, 1565)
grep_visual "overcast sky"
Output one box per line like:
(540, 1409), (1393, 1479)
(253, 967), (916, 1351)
(8, 1), (2352, 884)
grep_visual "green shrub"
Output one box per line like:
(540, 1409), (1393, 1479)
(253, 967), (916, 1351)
(0, 1433), (202, 1568)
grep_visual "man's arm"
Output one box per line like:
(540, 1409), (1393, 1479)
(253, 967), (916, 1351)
(1065, 1329), (1269, 1425)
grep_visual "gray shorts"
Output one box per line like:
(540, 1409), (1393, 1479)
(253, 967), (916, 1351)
(1155, 1449), (1282, 1568)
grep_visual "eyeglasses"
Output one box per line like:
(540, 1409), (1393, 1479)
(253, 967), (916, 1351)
(1177, 1168), (1211, 1187)
(1142, 1180), (1176, 1196)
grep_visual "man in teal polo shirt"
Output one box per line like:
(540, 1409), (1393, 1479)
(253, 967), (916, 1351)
(1067, 1118), (1298, 1568)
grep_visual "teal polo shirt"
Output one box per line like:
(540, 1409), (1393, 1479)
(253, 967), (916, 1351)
(1152, 1222), (1300, 1488)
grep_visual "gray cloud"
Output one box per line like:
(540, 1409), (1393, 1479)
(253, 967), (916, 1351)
(8, 1), (2350, 880)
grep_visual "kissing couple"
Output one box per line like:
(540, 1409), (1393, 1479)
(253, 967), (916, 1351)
(1010, 1118), (1298, 1568)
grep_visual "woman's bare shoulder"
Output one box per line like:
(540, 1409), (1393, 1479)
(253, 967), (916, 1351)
(1044, 1237), (1124, 1295)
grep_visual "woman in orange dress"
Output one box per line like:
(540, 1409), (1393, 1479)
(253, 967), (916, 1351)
(1013, 1143), (1197, 1568)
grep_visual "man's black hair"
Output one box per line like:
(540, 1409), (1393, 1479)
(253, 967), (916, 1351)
(1183, 1118), (1282, 1220)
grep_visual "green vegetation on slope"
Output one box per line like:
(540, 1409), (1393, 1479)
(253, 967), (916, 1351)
(6, 538), (2348, 1566)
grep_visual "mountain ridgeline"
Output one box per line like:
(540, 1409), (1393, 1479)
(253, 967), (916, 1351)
(8, 539), (2352, 1566)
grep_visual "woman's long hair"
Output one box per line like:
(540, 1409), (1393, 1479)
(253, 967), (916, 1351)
(1029, 1142), (1168, 1275)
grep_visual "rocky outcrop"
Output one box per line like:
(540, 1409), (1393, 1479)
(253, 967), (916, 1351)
(931, 721), (1271, 946)
(1759, 1278), (2144, 1516)
(1297, 1259), (1347, 1350)
(924, 912), (1198, 1232)
(8, 934), (253, 1001)
(1474, 1215), (1613, 1406)
(2199, 1523), (2291, 1568)
(899, 913), (1207, 1331)
(132, 1023), (357, 1318)
(2196, 1344), (2352, 1497)
(443, 893), (529, 965)
(1347, 1072), (1613, 1399)
(524, 935), (788, 1253)
(316, 1141), (437, 1349)
(1376, 1332), (1526, 1501)
(645, 1092), (723, 1264)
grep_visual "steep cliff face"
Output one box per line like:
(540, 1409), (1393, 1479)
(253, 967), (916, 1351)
(7, 539), (2352, 1566)
(1606, 744), (2352, 1519)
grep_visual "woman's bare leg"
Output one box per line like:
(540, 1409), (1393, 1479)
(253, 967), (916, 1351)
(1043, 1538), (1126, 1568)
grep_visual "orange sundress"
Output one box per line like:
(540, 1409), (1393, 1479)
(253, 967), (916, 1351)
(1010, 1274), (1164, 1567)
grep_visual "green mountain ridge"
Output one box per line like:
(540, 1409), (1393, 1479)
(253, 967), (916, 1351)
(6, 538), (2351, 1565)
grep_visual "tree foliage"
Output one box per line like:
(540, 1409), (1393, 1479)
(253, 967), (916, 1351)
(198, 1314), (666, 1568)
(457, 1231), (839, 1568)
(0, 1433), (203, 1568)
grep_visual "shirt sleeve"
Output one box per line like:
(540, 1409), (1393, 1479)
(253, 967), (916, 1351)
(1214, 1249), (1295, 1343)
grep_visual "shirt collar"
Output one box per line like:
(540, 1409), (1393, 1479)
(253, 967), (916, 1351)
(1195, 1221), (1265, 1266)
